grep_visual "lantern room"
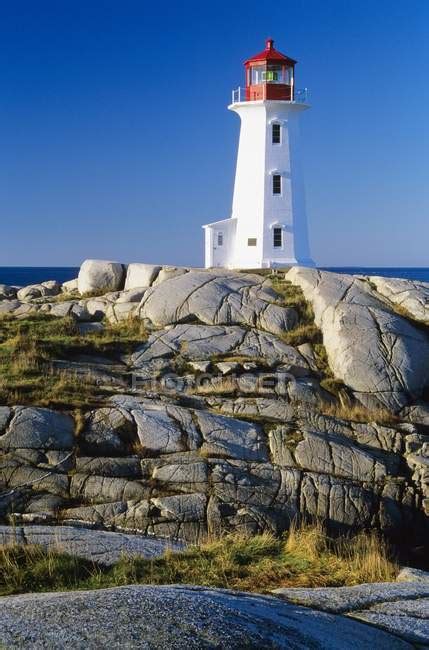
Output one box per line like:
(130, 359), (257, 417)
(245, 38), (296, 101)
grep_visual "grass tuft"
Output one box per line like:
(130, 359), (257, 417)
(0, 524), (398, 597)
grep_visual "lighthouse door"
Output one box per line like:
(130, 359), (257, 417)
(212, 230), (225, 267)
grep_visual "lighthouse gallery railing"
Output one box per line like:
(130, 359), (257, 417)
(231, 87), (309, 104)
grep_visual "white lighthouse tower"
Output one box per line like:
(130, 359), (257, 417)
(203, 38), (314, 269)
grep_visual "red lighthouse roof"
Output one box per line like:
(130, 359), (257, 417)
(245, 38), (297, 66)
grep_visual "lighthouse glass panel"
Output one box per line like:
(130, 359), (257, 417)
(250, 66), (265, 84)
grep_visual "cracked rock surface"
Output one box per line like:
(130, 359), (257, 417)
(274, 577), (429, 645)
(0, 584), (413, 649)
(287, 267), (429, 412)
(0, 264), (428, 545)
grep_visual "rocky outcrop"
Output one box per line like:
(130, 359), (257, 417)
(0, 397), (425, 542)
(0, 584), (413, 649)
(0, 264), (428, 545)
(287, 267), (429, 412)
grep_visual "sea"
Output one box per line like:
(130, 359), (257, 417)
(0, 266), (428, 287)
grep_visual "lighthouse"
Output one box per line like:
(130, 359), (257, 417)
(203, 39), (314, 269)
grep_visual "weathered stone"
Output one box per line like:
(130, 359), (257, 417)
(61, 278), (78, 293)
(211, 460), (281, 508)
(70, 473), (148, 503)
(294, 431), (398, 481)
(25, 493), (64, 515)
(370, 275), (429, 324)
(132, 406), (200, 455)
(0, 584), (412, 649)
(17, 281), (60, 301)
(75, 456), (142, 478)
(205, 397), (295, 422)
(152, 458), (208, 492)
(0, 407), (74, 451)
(0, 525), (181, 565)
(216, 361), (241, 375)
(0, 460), (69, 497)
(85, 297), (109, 319)
(196, 411), (268, 461)
(152, 266), (188, 285)
(274, 581), (429, 645)
(299, 471), (376, 529)
(0, 299), (21, 314)
(151, 493), (207, 523)
(287, 267), (429, 412)
(115, 288), (147, 303)
(189, 360), (211, 373)
(105, 301), (138, 323)
(397, 567), (429, 583)
(78, 259), (125, 294)
(131, 323), (308, 370)
(138, 270), (298, 336)
(124, 263), (161, 289)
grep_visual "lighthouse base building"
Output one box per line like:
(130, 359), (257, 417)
(203, 39), (314, 269)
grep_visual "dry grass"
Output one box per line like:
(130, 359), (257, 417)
(284, 521), (397, 586)
(0, 314), (148, 408)
(320, 400), (398, 426)
(0, 523), (398, 597)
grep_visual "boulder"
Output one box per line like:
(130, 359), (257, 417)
(287, 267), (429, 412)
(78, 259), (125, 295)
(17, 281), (60, 301)
(124, 263), (162, 289)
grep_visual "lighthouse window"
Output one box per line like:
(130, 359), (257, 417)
(273, 174), (282, 195)
(247, 238), (257, 247)
(273, 227), (283, 248)
(272, 123), (281, 144)
(217, 232), (223, 246)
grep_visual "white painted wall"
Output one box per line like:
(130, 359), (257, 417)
(203, 218), (236, 268)
(202, 98), (314, 269)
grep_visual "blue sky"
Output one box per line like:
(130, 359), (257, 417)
(0, 0), (427, 267)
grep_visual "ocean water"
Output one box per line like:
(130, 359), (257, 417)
(323, 267), (429, 282)
(0, 267), (79, 287)
(0, 266), (428, 287)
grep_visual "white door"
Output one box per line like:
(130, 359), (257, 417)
(212, 230), (225, 267)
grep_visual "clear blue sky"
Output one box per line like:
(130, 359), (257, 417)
(1, 0), (428, 267)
